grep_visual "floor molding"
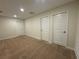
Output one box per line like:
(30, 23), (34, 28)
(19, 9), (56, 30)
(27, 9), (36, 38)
(0, 35), (24, 40)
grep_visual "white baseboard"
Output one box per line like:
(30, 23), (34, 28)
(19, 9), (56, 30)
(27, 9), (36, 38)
(0, 35), (23, 40)
(25, 34), (40, 40)
(66, 46), (74, 50)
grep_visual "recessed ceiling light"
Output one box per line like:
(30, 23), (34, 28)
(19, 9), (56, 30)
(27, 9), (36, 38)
(13, 15), (17, 17)
(20, 8), (24, 12)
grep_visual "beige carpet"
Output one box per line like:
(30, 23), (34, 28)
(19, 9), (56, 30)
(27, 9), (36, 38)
(0, 35), (76, 59)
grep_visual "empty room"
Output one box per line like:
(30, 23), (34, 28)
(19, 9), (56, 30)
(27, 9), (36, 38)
(0, 0), (79, 59)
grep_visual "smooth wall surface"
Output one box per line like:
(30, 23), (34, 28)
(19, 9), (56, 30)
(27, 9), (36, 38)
(25, 16), (41, 39)
(0, 16), (24, 40)
(75, 3), (79, 59)
(25, 1), (78, 49)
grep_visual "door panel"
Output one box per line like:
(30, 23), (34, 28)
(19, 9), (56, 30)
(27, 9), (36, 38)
(41, 16), (49, 42)
(53, 12), (68, 46)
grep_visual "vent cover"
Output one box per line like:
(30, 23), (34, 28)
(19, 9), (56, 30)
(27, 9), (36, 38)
(29, 12), (35, 14)
(0, 10), (3, 13)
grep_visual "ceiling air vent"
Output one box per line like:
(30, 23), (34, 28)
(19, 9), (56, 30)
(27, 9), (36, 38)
(29, 12), (35, 14)
(0, 10), (3, 13)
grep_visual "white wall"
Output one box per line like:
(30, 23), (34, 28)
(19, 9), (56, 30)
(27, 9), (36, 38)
(25, 16), (41, 39)
(0, 16), (24, 40)
(75, 3), (79, 59)
(25, 1), (78, 49)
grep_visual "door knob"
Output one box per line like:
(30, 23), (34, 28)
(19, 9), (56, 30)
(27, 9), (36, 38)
(64, 31), (66, 33)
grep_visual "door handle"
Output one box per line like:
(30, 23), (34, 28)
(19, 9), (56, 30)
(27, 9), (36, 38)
(64, 31), (66, 33)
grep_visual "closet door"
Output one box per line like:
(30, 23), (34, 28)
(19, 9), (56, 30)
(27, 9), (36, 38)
(40, 16), (49, 42)
(53, 12), (68, 46)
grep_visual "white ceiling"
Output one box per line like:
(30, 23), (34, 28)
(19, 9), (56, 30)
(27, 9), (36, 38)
(0, 0), (75, 19)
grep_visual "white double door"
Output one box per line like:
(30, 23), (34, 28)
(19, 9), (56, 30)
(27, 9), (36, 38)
(41, 12), (68, 46)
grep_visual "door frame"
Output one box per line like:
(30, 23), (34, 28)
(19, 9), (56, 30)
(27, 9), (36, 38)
(40, 16), (50, 41)
(52, 11), (69, 47)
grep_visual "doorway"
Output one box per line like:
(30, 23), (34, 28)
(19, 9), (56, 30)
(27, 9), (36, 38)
(53, 12), (68, 46)
(40, 16), (50, 42)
